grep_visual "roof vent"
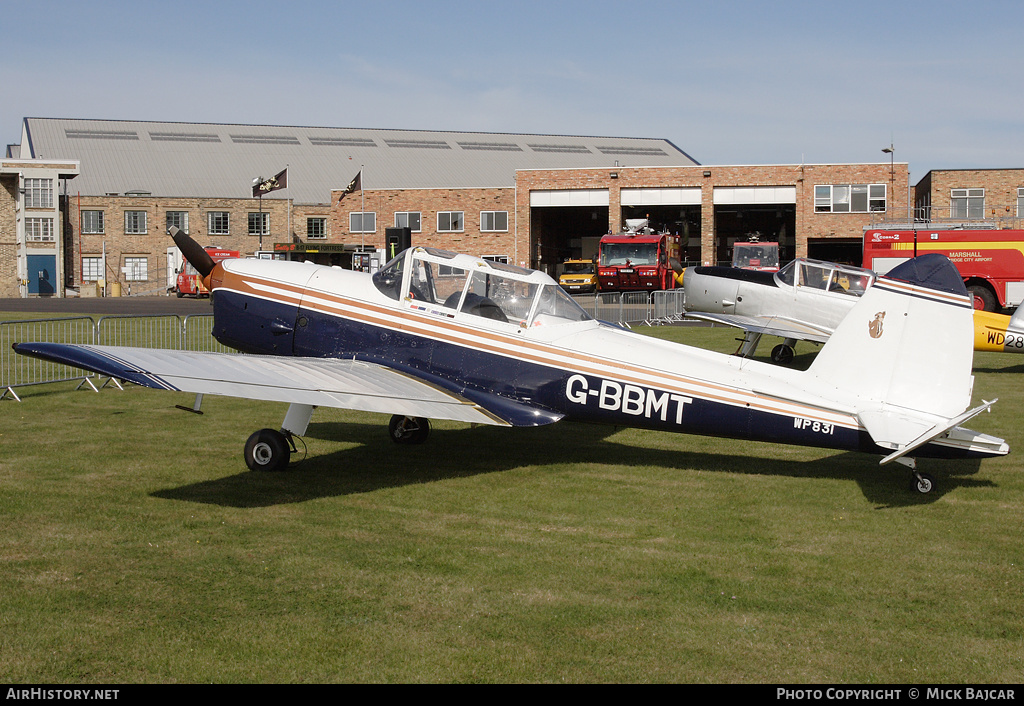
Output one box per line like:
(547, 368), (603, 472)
(150, 132), (221, 143)
(457, 141), (523, 152)
(66, 129), (139, 141)
(230, 134), (301, 145)
(384, 138), (451, 150)
(309, 136), (377, 147)
(528, 143), (591, 154)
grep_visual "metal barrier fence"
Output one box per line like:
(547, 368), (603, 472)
(574, 289), (686, 325)
(1, 313), (224, 401)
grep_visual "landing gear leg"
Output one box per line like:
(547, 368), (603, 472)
(893, 456), (936, 494)
(771, 338), (797, 364)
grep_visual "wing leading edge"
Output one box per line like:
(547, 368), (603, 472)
(12, 343), (562, 428)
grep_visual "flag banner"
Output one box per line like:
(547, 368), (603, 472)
(253, 168), (288, 197)
(339, 170), (361, 201)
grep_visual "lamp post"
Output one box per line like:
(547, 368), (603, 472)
(882, 144), (894, 220)
(252, 176), (264, 251)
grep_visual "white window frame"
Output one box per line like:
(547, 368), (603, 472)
(166, 211), (189, 234)
(82, 210), (104, 234)
(248, 212), (270, 236)
(123, 256), (148, 281)
(480, 211), (509, 232)
(307, 217), (327, 240)
(124, 210), (147, 234)
(395, 212), (422, 232)
(82, 256), (103, 281)
(951, 188), (984, 219)
(208, 212), (230, 235)
(25, 217), (55, 242)
(24, 178), (53, 209)
(1017, 188), (1024, 218)
(437, 211), (464, 232)
(350, 212), (376, 233)
(814, 184), (887, 213)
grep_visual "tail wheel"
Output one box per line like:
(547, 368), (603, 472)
(244, 428), (291, 472)
(388, 415), (430, 444)
(909, 472), (936, 495)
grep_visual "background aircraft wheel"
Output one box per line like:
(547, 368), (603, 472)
(244, 428), (291, 471)
(770, 344), (795, 364)
(967, 285), (996, 312)
(910, 472), (936, 494)
(389, 415), (430, 444)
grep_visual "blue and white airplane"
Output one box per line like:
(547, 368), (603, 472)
(13, 229), (1009, 494)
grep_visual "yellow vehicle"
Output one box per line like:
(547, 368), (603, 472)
(558, 259), (598, 294)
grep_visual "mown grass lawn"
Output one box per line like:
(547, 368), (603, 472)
(1, 320), (1021, 683)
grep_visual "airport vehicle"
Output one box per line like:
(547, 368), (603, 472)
(682, 254), (1024, 363)
(597, 219), (682, 292)
(732, 237), (780, 272)
(13, 229), (1009, 495)
(863, 226), (1024, 311)
(558, 259), (598, 293)
(175, 246), (239, 297)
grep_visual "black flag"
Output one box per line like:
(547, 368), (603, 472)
(339, 170), (361, 201)
(252, 168), (288, 197)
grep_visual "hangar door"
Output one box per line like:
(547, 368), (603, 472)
(713, 186), (796, 266)
(530, 189), (609, 275)
(621, 187), (702, 264)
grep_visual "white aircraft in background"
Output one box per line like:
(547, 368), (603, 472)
(13, 230), (1008, 494)
(682, 254), (1024, 363)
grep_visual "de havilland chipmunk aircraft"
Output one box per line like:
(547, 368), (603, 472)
(13, 229), (1010, 494)
(682, 254), (1024, 363)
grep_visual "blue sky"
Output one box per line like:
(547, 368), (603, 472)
(3, 0), (1023, 182)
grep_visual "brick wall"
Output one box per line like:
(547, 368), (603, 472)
(0, 175), (17, 297)
(330, 187), (518, 260)
(919, 169), (1024, 226)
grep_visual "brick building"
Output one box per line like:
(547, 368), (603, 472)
(12, 116), (1022, 298)
(914, 169), (1024, 228)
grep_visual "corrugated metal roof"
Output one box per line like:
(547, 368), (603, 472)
(21, 118), (698, 204)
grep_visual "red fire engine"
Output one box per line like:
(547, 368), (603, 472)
(862, 225), (1024, 311)
(597, 219), (682, 292)
(175, 247), (240, 297)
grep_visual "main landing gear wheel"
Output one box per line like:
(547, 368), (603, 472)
(388, 415), (431, 444)
(909, 472), (936, 495)
(770, 343), (795, 365)
(244, 428), (292, 472)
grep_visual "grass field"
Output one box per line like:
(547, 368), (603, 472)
(1, 318), (1022, 683)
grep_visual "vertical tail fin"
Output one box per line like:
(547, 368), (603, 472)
(809, 260), (975, 421)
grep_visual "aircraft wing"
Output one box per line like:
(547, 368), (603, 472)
(683, 312), (833, 344)
(13, 343), (562, 428)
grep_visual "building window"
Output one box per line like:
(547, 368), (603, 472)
(248, 212), (269, 236)
(82, 256), (103, 281)
(1018, 188), (1024, 217)
(166, 211), (189, 234)
(437, 211), (464, 232)
(951, 188), (984, 219)
(82, 210), (104, 234)
(483, 255), (509, 264)
(814, 184), (886, 213)
(124, 257), (148, 281)
(395, 212), (422, 232)
(25, 217), (54, 242)
(350, 212), (376, 233)
(24, 178), (53, 208)
(125, 211), (147, 234)
(208, 212), (229, 235)
(480, 211), (509, 232)
(307, 217), (327, 240)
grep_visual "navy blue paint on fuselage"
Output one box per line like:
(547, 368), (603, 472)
(691, 266), (778, 287)
(214, 289), (983, 460)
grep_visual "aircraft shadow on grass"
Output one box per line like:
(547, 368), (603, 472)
(151, 421), (989, 511)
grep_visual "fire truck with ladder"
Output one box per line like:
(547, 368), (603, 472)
(862, 224), (1024, 311)
(596, 219), (682, 292)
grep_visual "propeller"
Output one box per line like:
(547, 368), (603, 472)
(170, 226), (216, 278)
